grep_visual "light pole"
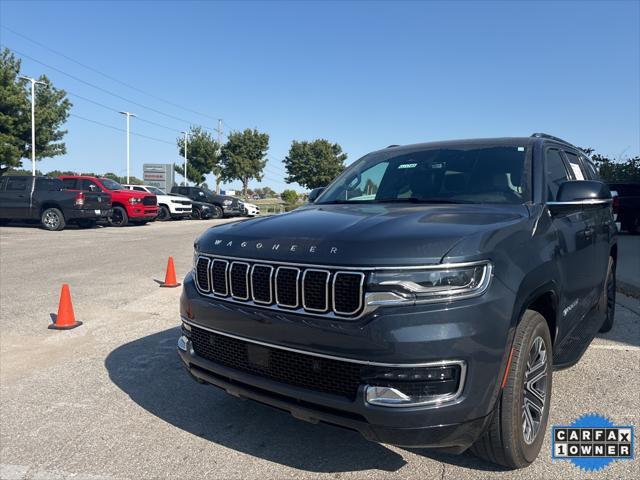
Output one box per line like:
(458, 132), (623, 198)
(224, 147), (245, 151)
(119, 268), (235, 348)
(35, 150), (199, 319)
(181, 131), (189, 186)
(19, 76), (48, 176)
(119, 111), (136, 183)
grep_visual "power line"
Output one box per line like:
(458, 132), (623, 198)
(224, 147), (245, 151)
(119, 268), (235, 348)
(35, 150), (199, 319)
(69, 113), (175, 145)
(3, 45), (217, 131)
(1, 25), (222, 123)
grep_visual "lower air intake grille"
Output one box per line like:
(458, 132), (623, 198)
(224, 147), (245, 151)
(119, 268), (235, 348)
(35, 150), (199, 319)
(190, 325), (363, 399)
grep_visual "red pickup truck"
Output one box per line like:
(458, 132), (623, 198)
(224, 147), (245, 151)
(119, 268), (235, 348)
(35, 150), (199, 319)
(59, 176), (158, 227)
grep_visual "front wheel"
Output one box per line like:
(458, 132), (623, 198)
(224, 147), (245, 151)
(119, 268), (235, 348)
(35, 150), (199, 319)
(157, 205), (171, 221)
(210, 205), (223, 219)
(41, 207), (66, 231)
(108, 206), (129, 227)
(471, 310), (552, 468)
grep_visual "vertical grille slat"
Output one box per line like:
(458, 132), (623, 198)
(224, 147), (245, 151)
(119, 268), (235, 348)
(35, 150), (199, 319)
(302, 270), (330, 312)
(333, 272), (365, 315)
(230, 262), (250, 300)
(251, 265), (273, 304)
(194, 256), (365, 318)
(275, 267), (300, 308)
(195, 257), (211, 292)
(211, 259), (229, 296)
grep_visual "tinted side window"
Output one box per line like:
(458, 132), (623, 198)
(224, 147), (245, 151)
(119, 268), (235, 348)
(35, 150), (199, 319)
(581, 157), (599, 180)
(0, 177), (8, 191)
(62, 178), (78, 189)
(35, 178), (63, 191)
(564, 151), (586, 180)
(545, 149), (569, 201)
(80, 179), (101, 192)
(133, 186), (145, 192)
(6, 177), (28, 191)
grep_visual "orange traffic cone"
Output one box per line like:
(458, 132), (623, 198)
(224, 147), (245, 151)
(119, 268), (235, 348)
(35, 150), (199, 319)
(160, 256), (181, 288)
(49, 284), (82, 330)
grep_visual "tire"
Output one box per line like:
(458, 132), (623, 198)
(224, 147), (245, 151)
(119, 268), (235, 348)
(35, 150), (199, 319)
(157, 205), (171, 221)
(210, 204), (223, 219)
(191, 208), (202, 220)
(41, 207), (66, 231)
(108, 206), (128, 227)
(471, 310), (552, 469)
(598, 257), (616, 333)
(77, 219), (96, 229)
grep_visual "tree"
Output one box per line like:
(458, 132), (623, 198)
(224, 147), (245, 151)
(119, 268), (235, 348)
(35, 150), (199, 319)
(581, 147), (640, 182)
(0, 48), (72, 175)
(175, 126), (221, 185)
(281, 189), (298, 204)
(220, 128), (269, 197)
(283, 139), (347, 189)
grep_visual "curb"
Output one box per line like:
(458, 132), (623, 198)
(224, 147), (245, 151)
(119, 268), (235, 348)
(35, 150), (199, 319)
(617, 280), (640, 300)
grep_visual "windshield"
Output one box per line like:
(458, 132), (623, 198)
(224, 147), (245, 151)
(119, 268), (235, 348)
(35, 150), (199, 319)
(99, 178), (123, 190)
(317, 145), (530, 205)
(146, 186), (165, 195)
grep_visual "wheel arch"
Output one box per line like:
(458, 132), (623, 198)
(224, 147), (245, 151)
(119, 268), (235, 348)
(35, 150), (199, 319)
(40, 202), (64, 216)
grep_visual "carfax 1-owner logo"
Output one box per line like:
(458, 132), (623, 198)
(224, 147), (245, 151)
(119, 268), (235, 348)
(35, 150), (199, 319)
(552, 414), (635, 472)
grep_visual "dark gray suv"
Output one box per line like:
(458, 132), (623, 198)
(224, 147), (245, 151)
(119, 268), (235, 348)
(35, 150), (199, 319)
(177, 133), (616, 468)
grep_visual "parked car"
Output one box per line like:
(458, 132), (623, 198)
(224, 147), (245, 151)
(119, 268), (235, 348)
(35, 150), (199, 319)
(239, 201), (260, 217)
(167, 193), (213, 220)
(178, 133), (616, 469)
(607, 182), (640, 234)
(59, 176), (158, 227)
(122, 184), (192, 221)
(171, 186), (240, 219)
(0, 175), (112, 231)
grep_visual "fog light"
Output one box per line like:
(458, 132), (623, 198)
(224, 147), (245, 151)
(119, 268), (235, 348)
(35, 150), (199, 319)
(364, 363), (465, 407)
(177, 335), (189, 352)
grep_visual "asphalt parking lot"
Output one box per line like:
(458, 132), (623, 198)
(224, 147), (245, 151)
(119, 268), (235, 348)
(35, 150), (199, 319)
(1, 220), (638, 480)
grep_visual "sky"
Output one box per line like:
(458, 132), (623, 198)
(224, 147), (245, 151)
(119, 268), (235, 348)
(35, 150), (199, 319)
(1, 0), (639, 193)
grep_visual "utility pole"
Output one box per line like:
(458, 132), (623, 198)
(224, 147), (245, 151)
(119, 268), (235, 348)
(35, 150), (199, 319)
(19, 76), (47, 176)
(181, 131), (189, 186)
(119, 111), (136, 183)
(215, 119), (223, 194)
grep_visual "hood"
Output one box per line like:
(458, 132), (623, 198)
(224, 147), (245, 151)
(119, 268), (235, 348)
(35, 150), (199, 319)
(196, 203), (531, 266)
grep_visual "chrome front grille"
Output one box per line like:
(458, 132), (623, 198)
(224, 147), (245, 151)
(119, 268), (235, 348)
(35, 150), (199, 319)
(195, 255), (366, 318)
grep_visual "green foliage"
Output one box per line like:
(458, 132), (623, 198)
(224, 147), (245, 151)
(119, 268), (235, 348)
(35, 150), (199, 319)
(175, 126), (221, 185)
(593, 155), (640, 182)
(253, 186), (277, 198)
(221, 128), (269, 197)
(280, 189), (298, 204)
(284, 139), (347, 189)
(102, 172), (144, 185)
(0, 48), (72, 175)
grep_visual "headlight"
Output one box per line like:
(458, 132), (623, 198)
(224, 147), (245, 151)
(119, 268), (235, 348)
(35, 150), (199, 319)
(222, 199), (232, 206)
(128, 197), (141, 204)
(367, 262), (492, 305)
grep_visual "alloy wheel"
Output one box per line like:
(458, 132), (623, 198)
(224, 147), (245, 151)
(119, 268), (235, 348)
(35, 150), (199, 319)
(522, 336), (548, 444)
(43, 211), (60, 230)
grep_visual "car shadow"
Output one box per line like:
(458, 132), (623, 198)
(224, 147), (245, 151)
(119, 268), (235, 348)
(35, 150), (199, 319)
(105, 327), (408, 474)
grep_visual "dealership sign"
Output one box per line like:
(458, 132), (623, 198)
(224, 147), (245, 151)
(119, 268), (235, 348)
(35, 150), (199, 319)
(143, 163), (174, 192)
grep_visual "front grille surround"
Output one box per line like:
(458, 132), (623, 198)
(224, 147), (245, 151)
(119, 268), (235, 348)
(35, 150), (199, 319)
(194, 254), (367, 319)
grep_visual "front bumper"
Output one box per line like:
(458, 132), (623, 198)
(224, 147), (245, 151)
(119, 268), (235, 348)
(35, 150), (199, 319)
(128, 206), (159, 218)
(178, 271), (515, 449)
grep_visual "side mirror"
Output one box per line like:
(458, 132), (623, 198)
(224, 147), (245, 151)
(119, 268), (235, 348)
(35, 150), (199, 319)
(308, 187), (326, 203)
(548, 180), (611, 214)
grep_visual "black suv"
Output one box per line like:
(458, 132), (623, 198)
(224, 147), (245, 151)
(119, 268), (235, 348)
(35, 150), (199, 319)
(177, 134), (616, 468)
(171, 186), (240, 219)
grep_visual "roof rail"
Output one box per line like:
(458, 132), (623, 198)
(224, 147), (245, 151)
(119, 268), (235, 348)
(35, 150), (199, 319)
(386, 144), (400, 148)
(530, 132), (574, 146)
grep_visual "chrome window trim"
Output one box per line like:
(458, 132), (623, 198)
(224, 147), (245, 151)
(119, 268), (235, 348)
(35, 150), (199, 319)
(333, 271), (365, 315)
(301, 269), (331, 313)
(251, 264), (274, 304)
(229, 261), (250, 300)
(275, 266), (300, 308)
(195, 256), (211, 293)
(210, 259), (229, 296)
